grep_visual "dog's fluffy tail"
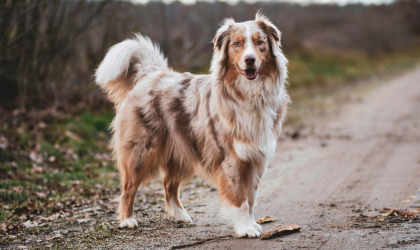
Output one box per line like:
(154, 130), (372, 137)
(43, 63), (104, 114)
(95, 34), (167, 109)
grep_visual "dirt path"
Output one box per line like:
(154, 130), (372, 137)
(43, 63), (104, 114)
(170, 66), (420, 249)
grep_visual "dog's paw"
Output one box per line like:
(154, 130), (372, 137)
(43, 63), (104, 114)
(119, 216), (138, 229)
(252, 222), (263, 233)
(172, 208), (192, 223)
(235, 222), (261, 238)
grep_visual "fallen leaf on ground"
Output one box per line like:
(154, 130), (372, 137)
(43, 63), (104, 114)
(257, 216), (276, 224)
(31, 166), (44, 174)
(261, 224), (300, 239)
(44, 234), (63, 241)
(397, 211), (416, 217)
(23, 221), (39, 228)
(401, 200), (411, 203)
(14, 206), (30, 216)
(12, 186), (23, 193)
(409, 196), (416, 199)
(380, 209), (417, 218)
(77, 218), (91, 223)
(381, 210), (393, 217)
(65, 130), (81, 142)
(35, 192), (47, 198)
(0, 136), (8, 149)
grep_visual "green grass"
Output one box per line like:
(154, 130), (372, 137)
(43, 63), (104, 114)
(283, 44), (420, 124)
(287, 44), (420, 91)
(0, 111), (119, 222)
(0, 191), (27, 203)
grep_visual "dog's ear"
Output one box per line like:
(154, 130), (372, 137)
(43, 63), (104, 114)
(255, 11), (288, 84)
(255, 11), (281, 45)
(212, 18), (235, 51)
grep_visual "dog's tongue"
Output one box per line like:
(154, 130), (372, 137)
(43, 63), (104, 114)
(245, 69), (257, 79)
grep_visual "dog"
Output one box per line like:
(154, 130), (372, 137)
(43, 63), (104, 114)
(95, 12), (289, 238)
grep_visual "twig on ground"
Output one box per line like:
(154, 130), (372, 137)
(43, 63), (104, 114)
(171, 234), (233, 249)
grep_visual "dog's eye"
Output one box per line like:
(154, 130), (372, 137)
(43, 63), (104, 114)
(257, 41), (263, 45)
(235, 42), (241, 47)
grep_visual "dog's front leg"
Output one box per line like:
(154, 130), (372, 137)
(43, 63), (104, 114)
(247, 183), (263, 233)
(218, 159), (263, 238)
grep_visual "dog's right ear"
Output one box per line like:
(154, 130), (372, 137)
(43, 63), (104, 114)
(212, 18), (235, 51)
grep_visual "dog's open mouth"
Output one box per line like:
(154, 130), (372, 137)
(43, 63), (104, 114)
(238, 64), (262, 80)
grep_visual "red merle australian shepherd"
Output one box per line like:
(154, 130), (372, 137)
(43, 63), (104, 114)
(95, 13), (289, 238)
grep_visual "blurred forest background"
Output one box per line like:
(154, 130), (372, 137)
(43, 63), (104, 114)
(1, 0), (420, 112)
(1, 0), (420, 242)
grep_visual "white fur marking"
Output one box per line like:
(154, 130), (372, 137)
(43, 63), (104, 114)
(169, 198), (192, 223)
(119, 216), (138, 229)
(222, 201), (262, 238)
(242, 25), (256, 64)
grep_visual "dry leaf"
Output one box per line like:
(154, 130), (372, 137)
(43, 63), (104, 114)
(31, 166), (44, 174)
(397, 211), (415, 216)
(35, 192), (47, 198)
(257, 216), (276, 224)
(381, 210), (393, 217)
(44, 234), (63, 241)
(401, 200), (411, 203)
(12, 186), (23, 193)
(23, 221), (39, 228)
(261, 224), (301, 239)
(29, 151), (43, 163)
(0, 137), (8, 149)
(408, 196), (416, 199)
(65, 130), (81, 142)
(14, 206), (29, 216)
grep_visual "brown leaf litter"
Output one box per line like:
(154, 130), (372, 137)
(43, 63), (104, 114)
(260, 224), (301, 240)
(257, 216), (276, 224)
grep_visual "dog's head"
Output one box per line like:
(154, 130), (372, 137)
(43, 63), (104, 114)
(211, 12), (285, 83)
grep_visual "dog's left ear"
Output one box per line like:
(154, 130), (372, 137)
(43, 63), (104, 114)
(255, 11), (281, 46)
(255, 11), (288, 84)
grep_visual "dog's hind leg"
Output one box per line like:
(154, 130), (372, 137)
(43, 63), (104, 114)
(162, 159), (193, 223)
(117, 141), (151, 229)
(118, 166), (143, 228)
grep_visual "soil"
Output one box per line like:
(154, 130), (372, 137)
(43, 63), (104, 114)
(3, 67), (420, 249)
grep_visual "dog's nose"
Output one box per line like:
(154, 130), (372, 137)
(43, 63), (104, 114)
(245, 56), (255, 66)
